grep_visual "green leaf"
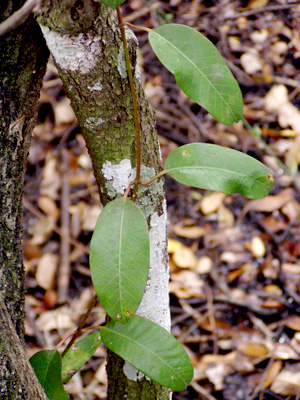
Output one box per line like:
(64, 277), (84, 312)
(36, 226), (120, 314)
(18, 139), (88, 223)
(100, 0), (126, 9)
(149, 24), (243, 125)
(164, 143), (274, 199)
(90, 198), (149, 323)
(101, 315), (193, 391)
(62, 332), (102, 383)
(30, 350), (69, 400)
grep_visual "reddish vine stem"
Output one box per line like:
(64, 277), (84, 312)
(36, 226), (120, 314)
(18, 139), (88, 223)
(56, 325), (101, 352)
(117, 6), (141, 202)
(61, 294), (98, 357)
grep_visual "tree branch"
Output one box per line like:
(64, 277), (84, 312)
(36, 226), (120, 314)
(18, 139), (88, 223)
(0, 0), (40, 37)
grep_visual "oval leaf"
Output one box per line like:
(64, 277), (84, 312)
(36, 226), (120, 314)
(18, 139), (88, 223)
(164, 143), (274, 199)
(62, 332), (102, 383)
(149, 24), (243, 125)
(100, 0), (126, 9)
(30, 350), (69, 400)
(101, 315), (193, 391)
(90, 198), (149, 323)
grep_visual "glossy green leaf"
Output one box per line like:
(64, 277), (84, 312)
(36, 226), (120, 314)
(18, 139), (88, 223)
(30, 350), (69, 400)
(100, 0), (126, 9)
(164, 143), (274, 199)
(90, 198), (149, 323)
(149, 24), (243, 125)
(62, 332), (102, 383)
(101, 315), (193, 391)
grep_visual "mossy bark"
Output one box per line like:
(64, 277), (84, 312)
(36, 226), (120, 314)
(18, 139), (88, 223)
(0, 1), (49, 398)
(38, 1), (171, 399)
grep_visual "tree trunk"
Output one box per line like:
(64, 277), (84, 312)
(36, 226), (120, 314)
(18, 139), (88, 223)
(0, 1), (49, 398)
(38, 1), (171, 398)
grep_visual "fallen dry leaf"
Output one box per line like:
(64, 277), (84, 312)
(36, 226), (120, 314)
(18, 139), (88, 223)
(250, 236), (266, 258)
(271, 366), (300, 395)
(248, 0), (269, 9)
(37, 195), (59, 220)
(200, 192), (226, 215)
(285, 316), (300, 331)
(40, 154), (61, 199)
(30, 216), (56, 245)
(168, 238), (184, 254)
(170, 270), (204, 298)
(195, 256), (213, 274)
(53, 97), (76, 125)
(282, 263), (300, 274)
(242, 188), (293, 215)
(95, 359), (108, 385)
(265, 85), (300, 134)
(172, 225), (206, 239)
(35, 253), (58, 291)
(263, 360), (282, 389)
(217, 204), (235, 228)
(172, 246), (197, 269)
(274, 344), (300, 360)
(238, 342), (270, 357)
(206, 363), (232, 390)
(281, 200), (300, 221)
(241, 52), (263, 74)
(36, 307), (76, 331)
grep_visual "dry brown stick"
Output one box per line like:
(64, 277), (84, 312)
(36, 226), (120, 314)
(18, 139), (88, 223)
(223, 3), (299, 20)
(0, 0), (40, 37)
(58, 149), (71, 304)
(191, 381), (218, 400)
(204, 285), (218, 354)
(23, 196), (89, 254)
(0, 294), (48, 400)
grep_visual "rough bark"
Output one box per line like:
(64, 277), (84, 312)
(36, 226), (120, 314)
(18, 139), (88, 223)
(0, 1), (49, 398)
(38, 1), (171, 398)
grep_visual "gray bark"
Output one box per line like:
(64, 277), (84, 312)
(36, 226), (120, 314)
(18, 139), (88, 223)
(0, 1), (49, 398)
(38, 1), (171, 398)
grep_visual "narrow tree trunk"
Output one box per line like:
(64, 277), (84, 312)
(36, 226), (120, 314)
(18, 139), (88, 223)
(38, 1), (171, 398)
(0, 1), (49, 398)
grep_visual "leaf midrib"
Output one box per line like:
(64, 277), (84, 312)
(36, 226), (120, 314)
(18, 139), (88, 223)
(104, 326), (189, 387)
(165, 165), (270, 188)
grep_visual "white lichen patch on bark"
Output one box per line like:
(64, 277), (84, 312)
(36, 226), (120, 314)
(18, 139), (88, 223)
(39, 26), (102, 74)
(123, 364), (145, 382)
(117, 46), (127, 79)
(136, 205), (170, 330)
(84, 116), (104, 130)
(88, 83), (103, 91)
(124, 27), (139, 45)
(117, 27), (139, 79)
(101, 160), (171, 381)
(102, 159), (136, 197)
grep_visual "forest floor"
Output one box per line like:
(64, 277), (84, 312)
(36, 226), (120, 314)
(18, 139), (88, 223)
(24, 1), (300, 399)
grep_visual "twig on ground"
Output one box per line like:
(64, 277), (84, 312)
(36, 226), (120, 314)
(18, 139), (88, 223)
(58, 149), (71, 304)
(191, 381), (218, 400)
(223, 4), (299, 20)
